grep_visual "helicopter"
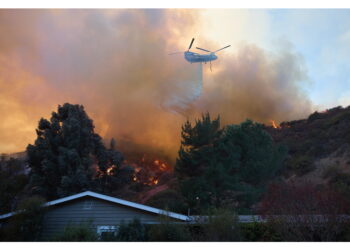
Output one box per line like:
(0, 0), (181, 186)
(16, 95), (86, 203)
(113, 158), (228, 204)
(169, 38), (231, 71)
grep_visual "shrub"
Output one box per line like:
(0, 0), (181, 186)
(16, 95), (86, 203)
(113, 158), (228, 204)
(287, 155), (314, 176)
(329, 172), (350, 200)
(240, 222), (281, 241)
(148, 216), (191, 241)
(53, 221), (98, 241)
(0, 196), (46, 241)
(308, 111), (322, 122)
(115, 219), (147, 241)
(259, 182), (350, 241)
(322, 165), (342, 180)
(201, 208), (241, 241)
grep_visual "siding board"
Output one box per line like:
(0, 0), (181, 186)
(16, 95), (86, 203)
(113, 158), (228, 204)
(41, 197), (174, 240)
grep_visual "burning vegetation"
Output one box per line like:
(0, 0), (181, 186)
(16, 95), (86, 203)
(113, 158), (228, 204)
(124, 154), (170, 186)
(270, 120), (281, 129)
(95, 153), (170, 187)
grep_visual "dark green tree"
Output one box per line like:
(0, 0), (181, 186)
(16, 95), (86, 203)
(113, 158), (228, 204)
(223, 120), (286, 186)
(175, 113), (236, 211)
(175, 116), (286, 213)
(0, 157), (28, 213)
(176, 113), (222, 178)
(0, 196), (46, 241)
(222, 120), (287, 211)
(27, 103), (124, 199)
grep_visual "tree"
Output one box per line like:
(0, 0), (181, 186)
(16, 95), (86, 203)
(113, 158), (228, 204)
(223, 120), (286, 183)
(175, 113), (233, 211)
(175, 116), (286, 213)
(27, 103), (124, 199)
(176, 113), (222, 178)
(0, 157), (28, 213)
(0, 196), (46, 241)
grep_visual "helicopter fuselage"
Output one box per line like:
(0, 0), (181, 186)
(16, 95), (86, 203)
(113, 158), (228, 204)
(184, 51), (218, 63)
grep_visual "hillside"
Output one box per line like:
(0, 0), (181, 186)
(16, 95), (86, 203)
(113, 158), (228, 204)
(3, 105), (350, 210)
(265, 106), (350, 187)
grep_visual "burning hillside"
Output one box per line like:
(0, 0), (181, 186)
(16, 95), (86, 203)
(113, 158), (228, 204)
(4, 104), (350, 211)
(126, 155), (170, 186)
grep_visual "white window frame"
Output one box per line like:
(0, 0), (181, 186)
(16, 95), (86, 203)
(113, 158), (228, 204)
(97, 225), (119, 237)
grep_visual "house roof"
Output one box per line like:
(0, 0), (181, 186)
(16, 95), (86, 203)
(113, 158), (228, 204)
(0, 191), (190, 221)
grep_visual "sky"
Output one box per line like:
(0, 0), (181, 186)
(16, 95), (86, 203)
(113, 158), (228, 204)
(0, 9), (349, 157)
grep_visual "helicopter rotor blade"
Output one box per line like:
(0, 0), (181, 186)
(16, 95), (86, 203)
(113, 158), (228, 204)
(214, 45), (231, 53)
(188, 38), (195, 51)
(196, 47), (212, 53)
(168, 51), (183, 55)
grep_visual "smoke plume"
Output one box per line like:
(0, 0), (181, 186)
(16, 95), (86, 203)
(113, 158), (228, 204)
(0, 9), (312, 162)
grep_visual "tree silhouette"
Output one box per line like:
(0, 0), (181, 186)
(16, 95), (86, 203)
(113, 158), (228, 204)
(27, 103), (124, 199)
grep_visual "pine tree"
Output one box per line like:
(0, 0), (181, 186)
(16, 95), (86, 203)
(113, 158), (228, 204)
(175, 116), (287, 212)
(175, 113), (222, 178)
(27, 103), (124, 199)
(175, 113), (231, 211)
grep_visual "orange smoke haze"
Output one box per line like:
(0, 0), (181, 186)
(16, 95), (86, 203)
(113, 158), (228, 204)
(0, 9), (312, 160)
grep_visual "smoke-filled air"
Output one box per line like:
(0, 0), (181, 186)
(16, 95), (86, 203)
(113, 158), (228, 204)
(0, 9), (312, 160)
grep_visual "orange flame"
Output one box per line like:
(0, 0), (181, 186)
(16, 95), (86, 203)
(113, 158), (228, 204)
(270, 120), (280, 129)
(124, 155), (170, 186)
(106, 166), (114, 175)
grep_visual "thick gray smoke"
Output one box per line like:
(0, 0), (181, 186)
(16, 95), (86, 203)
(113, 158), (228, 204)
(191, 44), (312, 125)
(0, 9), (312, 161)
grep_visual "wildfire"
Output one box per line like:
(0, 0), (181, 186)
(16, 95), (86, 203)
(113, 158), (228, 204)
(106, 166), (114, 175)
(270, 120), (281, 129)
(154, 159), (168, 171)
(147, 176), (159, 186)
(124, 154), (169, 186)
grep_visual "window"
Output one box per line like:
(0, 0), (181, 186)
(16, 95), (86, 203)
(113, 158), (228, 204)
(97, 225), (118, 239)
